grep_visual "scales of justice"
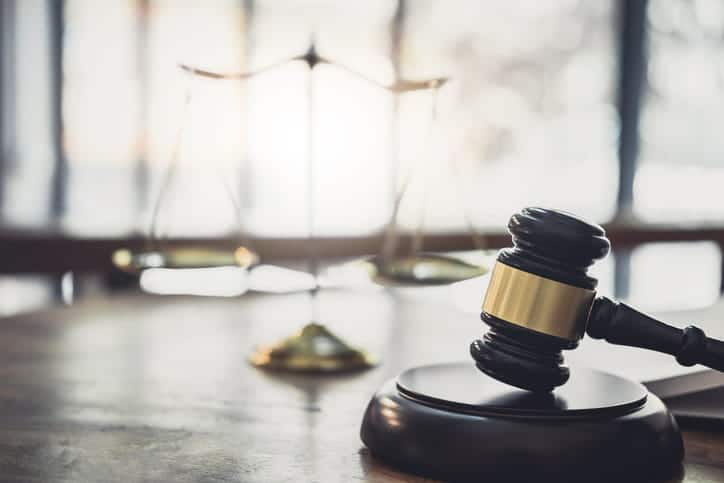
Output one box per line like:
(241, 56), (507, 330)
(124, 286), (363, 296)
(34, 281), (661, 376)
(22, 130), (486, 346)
(361, 207), (724, 482)
(113, 40), (485, 373)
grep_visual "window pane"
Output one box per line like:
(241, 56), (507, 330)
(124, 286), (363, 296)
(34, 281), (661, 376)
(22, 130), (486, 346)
(3, 0), (54, 229)
(635, 0), (724, 222)
(399, 0), (618, 231)
(628, 241), (721, 311)
(62, 0), (141, 236)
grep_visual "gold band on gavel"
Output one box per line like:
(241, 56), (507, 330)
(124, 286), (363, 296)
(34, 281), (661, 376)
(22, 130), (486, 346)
(482, 262), (596, 341)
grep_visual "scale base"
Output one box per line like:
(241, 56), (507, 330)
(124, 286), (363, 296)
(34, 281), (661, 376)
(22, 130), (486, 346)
(249, 323), (376, 373)
(361, 363), (683, 482)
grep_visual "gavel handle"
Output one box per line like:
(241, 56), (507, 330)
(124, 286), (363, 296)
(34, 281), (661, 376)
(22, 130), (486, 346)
(588, 296), (724, 372)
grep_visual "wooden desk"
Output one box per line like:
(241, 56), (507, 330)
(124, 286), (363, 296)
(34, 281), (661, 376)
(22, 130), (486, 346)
(0, 289), (723, 482)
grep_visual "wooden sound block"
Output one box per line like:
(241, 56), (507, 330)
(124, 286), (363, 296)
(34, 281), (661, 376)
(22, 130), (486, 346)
(361, 363), (683, 482)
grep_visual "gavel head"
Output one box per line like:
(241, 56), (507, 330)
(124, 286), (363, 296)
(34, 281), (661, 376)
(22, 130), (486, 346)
(470, 207), (611, 392)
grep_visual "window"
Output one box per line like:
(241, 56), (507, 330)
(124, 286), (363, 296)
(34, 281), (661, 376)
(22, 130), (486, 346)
(1, 0), (620, 237)
(399, 1), (618, 231)
(2, 0), (55, 229)
(0, 0), (723, 310)
(636, 0), (724, 223)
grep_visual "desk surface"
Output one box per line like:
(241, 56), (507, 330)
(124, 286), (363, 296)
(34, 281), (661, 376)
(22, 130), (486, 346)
(1, 288), (724, 482)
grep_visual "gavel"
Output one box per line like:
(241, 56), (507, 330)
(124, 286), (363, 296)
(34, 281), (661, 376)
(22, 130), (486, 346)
(471, 207), (724, 392)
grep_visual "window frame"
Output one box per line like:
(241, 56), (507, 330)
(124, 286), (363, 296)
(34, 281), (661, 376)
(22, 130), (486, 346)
(0, 0), (723, 296)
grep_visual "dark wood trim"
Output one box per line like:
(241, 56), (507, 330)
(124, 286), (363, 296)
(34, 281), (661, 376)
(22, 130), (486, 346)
(720, 243), (724, 295)
(1, 225), (724, 274)
(0, 0), (15, 219)
(613, 247), (632, 299)
(134, 0), (150, 217)
(615, 0), (647, 213)
(48, 0), (67, 221)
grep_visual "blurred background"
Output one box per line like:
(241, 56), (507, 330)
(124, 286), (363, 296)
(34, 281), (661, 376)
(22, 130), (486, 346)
(0, 0), (722, 315)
